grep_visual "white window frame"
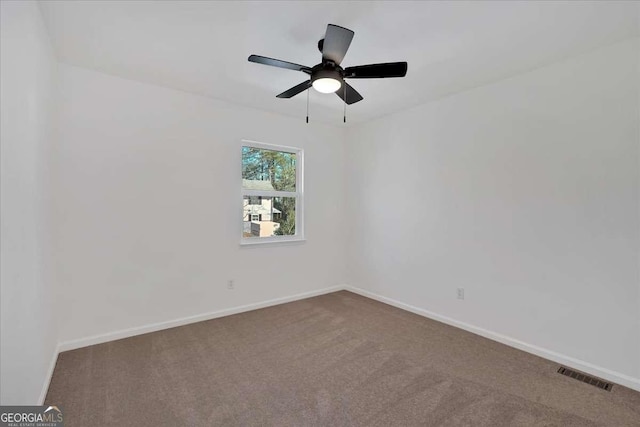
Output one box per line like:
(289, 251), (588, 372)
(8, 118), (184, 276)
(240, 140), (304, 245)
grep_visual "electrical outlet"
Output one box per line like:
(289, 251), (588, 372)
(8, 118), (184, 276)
(227, 280), (235, 290)
(457, 288), (464, 300)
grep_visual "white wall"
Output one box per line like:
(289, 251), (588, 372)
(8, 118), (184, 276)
(53, 64), (347, 344)
(1, 1), (58, 404)
(346, 38), (640, 383)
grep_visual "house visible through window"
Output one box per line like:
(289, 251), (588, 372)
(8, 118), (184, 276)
(241, 141), (303, 243)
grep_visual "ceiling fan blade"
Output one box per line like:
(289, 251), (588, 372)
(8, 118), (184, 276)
(276, 80), (312, 99)
(344, 62), (408, 79)
(321, 24), (354, 65)
(335, 82), (363, 105)
(248, 55), (312, 73)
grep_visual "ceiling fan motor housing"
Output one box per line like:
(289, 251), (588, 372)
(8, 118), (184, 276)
(311, 65), (343, 86)
(311, 61), (345, 93)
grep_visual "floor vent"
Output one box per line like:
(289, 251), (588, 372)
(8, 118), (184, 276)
(557, 367), (613, 391)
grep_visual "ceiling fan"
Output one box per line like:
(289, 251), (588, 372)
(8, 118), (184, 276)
(248, 24), (407, 120)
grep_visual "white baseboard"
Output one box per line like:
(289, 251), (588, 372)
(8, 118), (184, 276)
(345, 285), (640, 393)
(58, 285), (343, 353)
(39, 343), (60, 405)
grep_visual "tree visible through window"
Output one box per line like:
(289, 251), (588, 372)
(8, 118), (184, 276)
(241, 142), (303, 242)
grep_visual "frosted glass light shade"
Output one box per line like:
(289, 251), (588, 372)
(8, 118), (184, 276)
(312, 78), (341, 93)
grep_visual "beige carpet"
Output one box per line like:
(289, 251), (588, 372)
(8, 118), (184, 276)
(46, 291), (640, 426)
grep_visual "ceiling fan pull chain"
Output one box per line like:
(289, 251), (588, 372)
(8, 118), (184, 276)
(343, 83), (347, 123)
(306, 88), (310, 124)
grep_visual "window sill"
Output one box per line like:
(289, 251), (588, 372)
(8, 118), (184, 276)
(239, 237), (306, 247)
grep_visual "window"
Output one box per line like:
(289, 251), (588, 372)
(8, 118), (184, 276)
(241, 141), (303, 244)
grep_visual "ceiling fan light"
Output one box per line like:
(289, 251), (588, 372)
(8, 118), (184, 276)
(312, 77), (342, 94)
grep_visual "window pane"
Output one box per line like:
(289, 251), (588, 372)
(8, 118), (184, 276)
(242, 146), (296, 192)
(243, 196), (296, 238)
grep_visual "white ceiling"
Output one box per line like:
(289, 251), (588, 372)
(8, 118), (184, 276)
(39, 1), (639, 125)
